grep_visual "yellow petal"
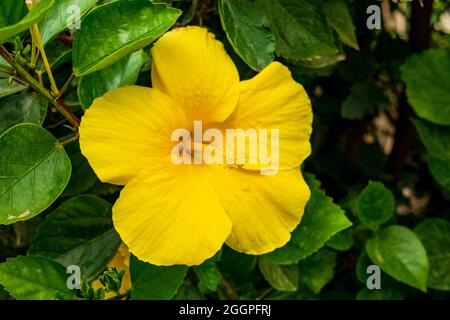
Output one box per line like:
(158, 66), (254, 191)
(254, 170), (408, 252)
(79, 86), (187, 185)
(224, 62), (313, 171)
(151, 26), (239, 124)
(112, 161), (232, 266)
(214, 167), (310, 255)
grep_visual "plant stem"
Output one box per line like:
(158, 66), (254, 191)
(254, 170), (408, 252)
(27, 0), (59, 94)
(57, 72), (74, 99)
(256, 288), (273, 300)
(0, 45), (80, 128)
(60, 132), (79, 146)
(220, 277), (240, 300)
(29, 28), (37, 69)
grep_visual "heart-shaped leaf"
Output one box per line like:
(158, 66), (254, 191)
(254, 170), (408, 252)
(0, 123), (71, 224)
(366, 225), (429, 292)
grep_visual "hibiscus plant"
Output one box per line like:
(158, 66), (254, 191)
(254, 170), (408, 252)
(0, 0), (449, 301)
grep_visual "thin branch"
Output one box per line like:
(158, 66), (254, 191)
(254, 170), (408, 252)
(0, 45), (80, 128)
(56, 72), (74, 99)
(220, 277), (240, 300)
(26, 1), (59, 94)
(60, 132), (79, 146)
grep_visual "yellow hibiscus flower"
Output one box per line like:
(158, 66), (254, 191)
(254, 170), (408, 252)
(79, 26), (313, 266)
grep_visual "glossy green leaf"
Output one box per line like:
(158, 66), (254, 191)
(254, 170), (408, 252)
(0, 0), (28, 31)
(28, 195), (120, 279)
(72, 0), (181, 76)
(0, 92), (47, 134)
(78, 50), (148, 110)
(326, 228), (354, 251)
(0, 255), (76, 300)
(130, 255), (187, 300)
(415, 218), (450, 291)
(258, 256), (298, 292)
(193, 261), (222, 292)
(292, 43), (345, 69)
(61, 141), (98, 197)
(0, 0), (55, 42)
(366, 225), (429, 292)
(266, 174), (352, 264)
(357, 181), (395, 230)
(341, 82), (388, 119)
(0, 123), (71, 225)
(260, 0), (338, 63)
(414, 119), (450, 189)
(39, 0), (99, 46)
(401, 48), (450, 125)
(0, 79), (28, 98)
(298, 248), (337, 294)
(324, 0), (359, 50)
(218, 0), (275, 71)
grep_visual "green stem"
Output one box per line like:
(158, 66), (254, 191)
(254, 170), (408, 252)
(57, 72), (74, 99)
(60, 132), (79, 146)
(0, 45), (80, 129)
(220, 277), (240, 300)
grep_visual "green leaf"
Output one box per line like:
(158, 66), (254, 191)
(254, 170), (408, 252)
(0, 79), (28, 98)
(298, 248), (336, 294)
(356, 250), (372, 284)
(0, 0), (55, 42)
(414, 218), (450, 291)
(366, 225), (429, 292)
(218, 0), (275, 71)
(324, 0), (359, 50)
(173, 282), (205, 300)
(193, 261), (222, 292)
(0, 123), (71, 225)
(400, 48), (450, 125)
(266, 174), (352, 264)
(414, 119), (450, 189)
(357, 181), (395, 229)
(258, 255), (298, 292)
(356, 287), (404, 300)
(326, 228), (354, 251)
(28, 195), (120, 279)
(260, 0), (338, 63)
(341, 81), (388, 119)
(72, 0), (180, 76)
(130, 255), (187, 300)
(0, 92), (47, 133)
(39, 0), (99, 46)
(61, 141), (98, 197)
(78, 50), (148, 110)
(0, 255), (76, 300)
(0, 0), (28, 31)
